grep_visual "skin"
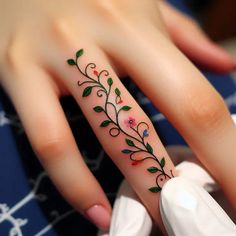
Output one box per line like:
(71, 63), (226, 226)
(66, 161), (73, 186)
(0, 0), (236, 233)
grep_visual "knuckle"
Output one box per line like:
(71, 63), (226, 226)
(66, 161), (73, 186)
(93, 1), (121, 24)
(34, 136), (67, 159)
(33, 121), (71, 159)
(2, 34), (30, 73)
(185, 90), (227, 129)
(51, 18), (72, 44)
(4, 37), (22, 69)
(94, 0), (115, 15)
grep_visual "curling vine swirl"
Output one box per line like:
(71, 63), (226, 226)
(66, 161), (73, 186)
(67, 49), (174, 192)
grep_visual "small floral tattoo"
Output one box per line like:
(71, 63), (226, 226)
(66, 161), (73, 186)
(67, 49), (174, 192)
(124, 117), (137, 128)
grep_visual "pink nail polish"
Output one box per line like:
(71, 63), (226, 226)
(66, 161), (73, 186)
(85, 205), (111, 231)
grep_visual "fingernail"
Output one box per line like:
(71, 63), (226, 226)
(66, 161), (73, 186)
(85, 205), (111, 231)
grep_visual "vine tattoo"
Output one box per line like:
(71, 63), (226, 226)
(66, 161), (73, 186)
(67, 49), (174, 192)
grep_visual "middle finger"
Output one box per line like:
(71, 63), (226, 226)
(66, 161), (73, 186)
(51, 42), (176, 233)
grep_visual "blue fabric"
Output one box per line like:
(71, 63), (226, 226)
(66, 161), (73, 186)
(1, 0), (236, 235)
(167, 0), (194, 16)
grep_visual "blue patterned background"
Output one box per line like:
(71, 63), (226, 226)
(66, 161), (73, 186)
(1, 0), (236, 235)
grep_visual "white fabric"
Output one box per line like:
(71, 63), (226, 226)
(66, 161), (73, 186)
(160, 177), (236, 236)
(97, 180), (152, 236)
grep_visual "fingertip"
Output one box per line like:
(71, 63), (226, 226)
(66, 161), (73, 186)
(200, 39), (236, 73)
(210, 42), (236, 65)
(191, 40), (236, 73)
(233, 61), (236, 70)
(173, 26), (236, 73)
(84, 204), (111, 231)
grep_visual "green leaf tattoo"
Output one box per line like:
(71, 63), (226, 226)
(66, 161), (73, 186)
(82, 86), (93, 97)
(126, 139), (135, 147)
(147, 166), (159, 173)
(67, 59), (76, 65)
(120, 106), (131, 111)
(76, 49), (84, 58)
(100, 120), (111, 127)
(146, 143), (153, 154)
(93, 106), (104, 112)
(149, 186), (162, 193)
(160, 157), (165, 168)
(107, 78), (113, 86)
(67, 48), (174, 192)
(115, 88), (121, 96)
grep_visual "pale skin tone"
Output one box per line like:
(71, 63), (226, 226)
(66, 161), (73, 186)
(0, 0), (236, 233)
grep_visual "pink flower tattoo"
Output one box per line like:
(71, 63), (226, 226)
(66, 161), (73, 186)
(124, 117), (137, 128)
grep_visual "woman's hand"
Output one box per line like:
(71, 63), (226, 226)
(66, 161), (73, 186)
(0, 0), (235, 233)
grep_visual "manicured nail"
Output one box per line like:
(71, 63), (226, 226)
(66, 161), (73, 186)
(85, 205), (111, 231)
